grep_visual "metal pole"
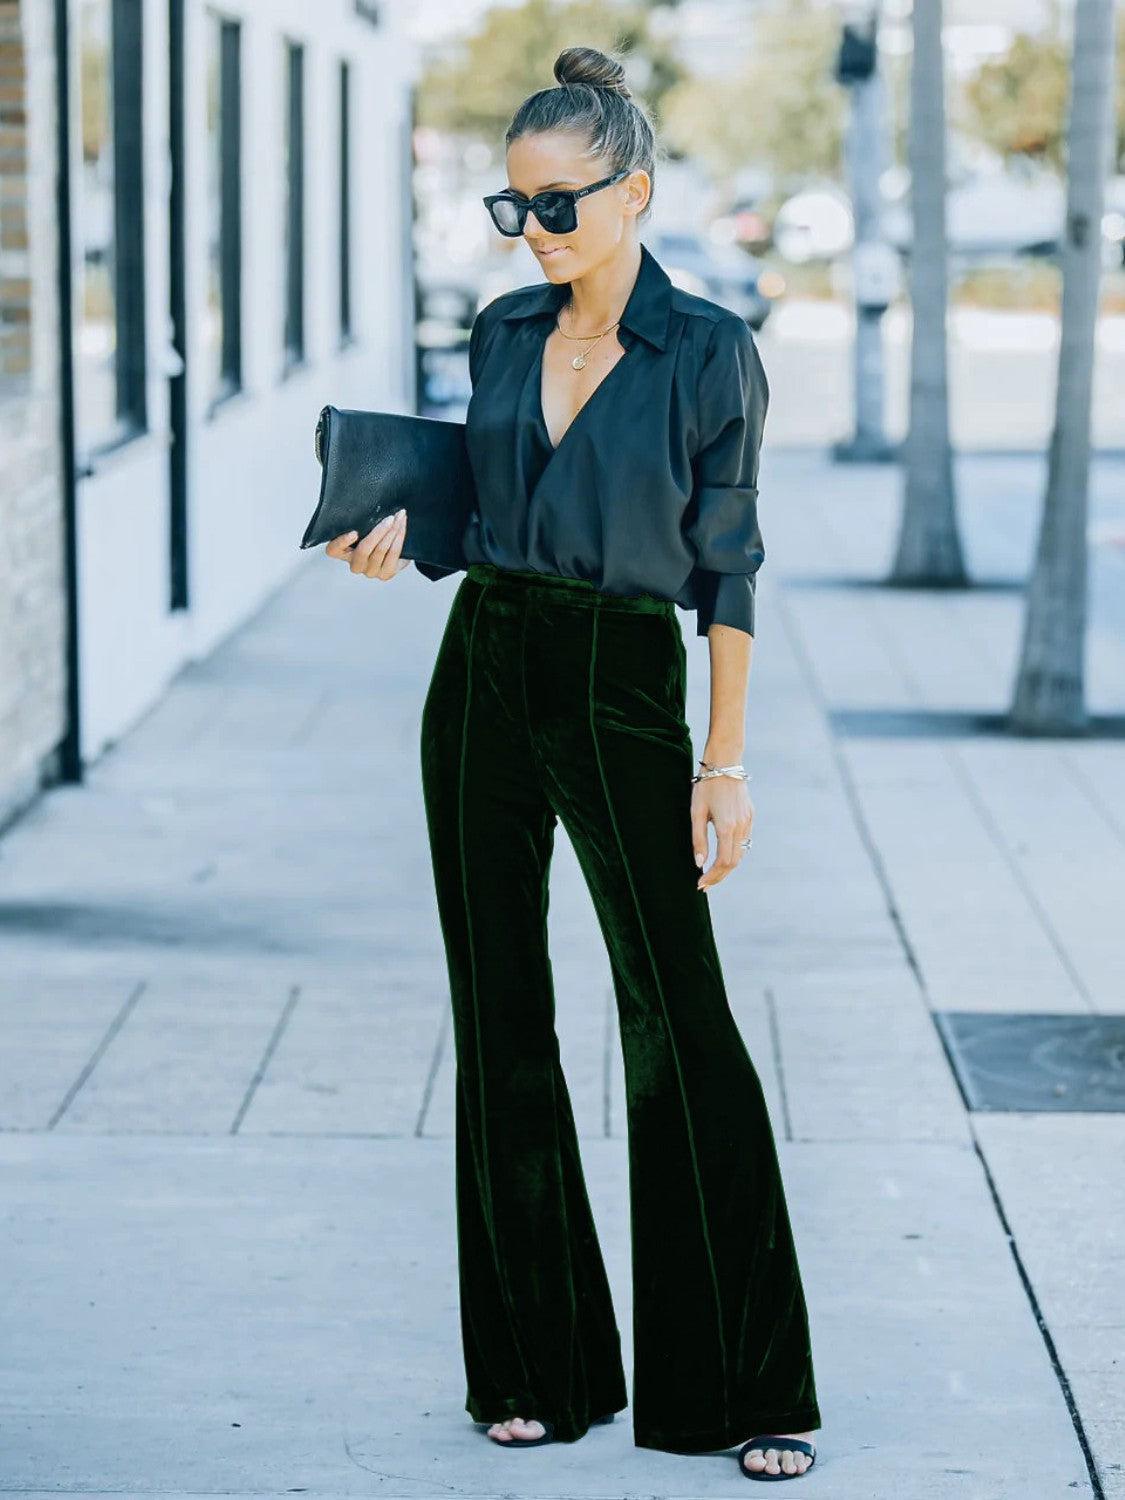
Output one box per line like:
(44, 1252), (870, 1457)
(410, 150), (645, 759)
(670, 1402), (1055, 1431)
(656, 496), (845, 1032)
(833, 4), (897, 463)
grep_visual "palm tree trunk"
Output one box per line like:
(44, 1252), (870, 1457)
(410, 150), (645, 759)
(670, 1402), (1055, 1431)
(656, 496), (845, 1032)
(891, 0), (966, 584)
(1009, 0), (1116, 734)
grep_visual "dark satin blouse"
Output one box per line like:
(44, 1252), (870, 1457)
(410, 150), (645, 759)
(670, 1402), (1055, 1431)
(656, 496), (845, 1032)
(415, 240), (768, 637)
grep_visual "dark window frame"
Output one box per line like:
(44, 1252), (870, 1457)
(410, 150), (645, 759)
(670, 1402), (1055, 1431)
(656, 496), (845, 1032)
(281, 38), (305, 374)
(80, 0), (148, 462)
(206, 13), (243, 413)
(338, 57), (353, 347)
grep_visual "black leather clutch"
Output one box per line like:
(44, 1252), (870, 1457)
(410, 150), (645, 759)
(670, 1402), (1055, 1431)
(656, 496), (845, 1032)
(301, 404), (475, 571)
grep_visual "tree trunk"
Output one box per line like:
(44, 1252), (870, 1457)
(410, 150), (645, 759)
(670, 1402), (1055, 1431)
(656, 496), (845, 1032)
(890, 0), (966, 585)
(1009, 0), (1116, 734)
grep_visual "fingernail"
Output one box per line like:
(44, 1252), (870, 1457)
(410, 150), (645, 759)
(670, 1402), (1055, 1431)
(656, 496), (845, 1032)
(694, 852), (704, 867)
(396, 508), (406, 520)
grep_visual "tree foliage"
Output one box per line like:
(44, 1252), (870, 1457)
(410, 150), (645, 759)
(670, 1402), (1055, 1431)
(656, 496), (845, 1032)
(963, 27), (1125, 172)
(416, 0), (683, 144)
(660, 2), (845, 183)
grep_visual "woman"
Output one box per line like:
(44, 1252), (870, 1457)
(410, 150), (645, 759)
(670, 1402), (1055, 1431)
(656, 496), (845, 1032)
(326, 45), (822, 1484)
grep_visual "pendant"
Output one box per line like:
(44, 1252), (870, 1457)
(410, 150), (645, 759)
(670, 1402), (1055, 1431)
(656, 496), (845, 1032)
(572, 353), (587, 370)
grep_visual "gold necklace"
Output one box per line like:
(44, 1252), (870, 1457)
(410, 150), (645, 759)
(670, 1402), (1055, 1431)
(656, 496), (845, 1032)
(554, 300), (622, 371)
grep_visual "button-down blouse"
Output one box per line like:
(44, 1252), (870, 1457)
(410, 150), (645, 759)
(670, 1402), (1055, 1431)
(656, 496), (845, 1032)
(415, 240), (768, 637)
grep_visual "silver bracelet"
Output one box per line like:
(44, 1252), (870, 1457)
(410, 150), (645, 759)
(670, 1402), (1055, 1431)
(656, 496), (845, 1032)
(691, 762), (750, 784)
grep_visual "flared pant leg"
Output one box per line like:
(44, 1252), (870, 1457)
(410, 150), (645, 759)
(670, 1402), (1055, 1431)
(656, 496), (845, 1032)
(420, 571), (629, 1444)
(519, 582), (822, 1454)
(420, 564), (822, 1454)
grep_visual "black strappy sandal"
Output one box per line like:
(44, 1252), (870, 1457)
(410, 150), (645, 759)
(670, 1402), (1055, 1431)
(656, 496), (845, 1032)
(737, 1434), (817, 1480)
(487, 1411), (615, 1448)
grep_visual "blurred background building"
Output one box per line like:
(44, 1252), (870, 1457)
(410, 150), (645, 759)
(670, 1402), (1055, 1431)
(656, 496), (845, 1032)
(0, 0), (416, 826)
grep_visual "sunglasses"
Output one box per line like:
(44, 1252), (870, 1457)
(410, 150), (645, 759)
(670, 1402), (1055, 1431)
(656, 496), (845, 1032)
(482, 169), (630, 238)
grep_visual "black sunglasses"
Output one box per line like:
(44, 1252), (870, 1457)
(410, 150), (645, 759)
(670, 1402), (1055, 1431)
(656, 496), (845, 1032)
(482, 169), (630, 238)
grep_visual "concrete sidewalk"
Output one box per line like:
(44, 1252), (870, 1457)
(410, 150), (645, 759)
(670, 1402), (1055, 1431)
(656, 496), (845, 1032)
(1, 448), (1122, 1498)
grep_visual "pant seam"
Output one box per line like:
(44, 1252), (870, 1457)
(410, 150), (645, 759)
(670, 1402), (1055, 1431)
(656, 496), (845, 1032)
(456, 579), (536, 1403)
(525, 596), (583, 1418)
(458, 582), (491, 1223)
(518, 595), (546, 775)
(585, 605), (731, 1436)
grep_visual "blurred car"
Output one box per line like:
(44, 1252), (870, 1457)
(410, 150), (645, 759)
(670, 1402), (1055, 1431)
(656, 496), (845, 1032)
(642, 229), (775, 329)
(1103, 175), (1125, 268)
(879, 164), (1066, 259)
(772, 187), (854, 262)
(414, 256), (481, 412)
(416, 268), (478, 335)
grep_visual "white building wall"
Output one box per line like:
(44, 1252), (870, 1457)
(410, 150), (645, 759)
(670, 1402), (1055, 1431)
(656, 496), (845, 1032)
(76, 0), (415, 760)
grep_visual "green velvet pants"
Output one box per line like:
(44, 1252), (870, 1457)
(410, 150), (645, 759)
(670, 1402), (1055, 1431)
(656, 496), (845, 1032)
(419, 561), (822, 1454)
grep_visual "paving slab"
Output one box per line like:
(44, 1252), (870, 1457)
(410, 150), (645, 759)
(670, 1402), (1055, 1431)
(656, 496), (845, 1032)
(0, 1132), (1093, 1498)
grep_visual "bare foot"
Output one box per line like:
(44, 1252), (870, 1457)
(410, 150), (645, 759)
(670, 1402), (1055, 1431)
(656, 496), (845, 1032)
(739, 1430), (816, 1478)
(487, 1415), (546, 1443)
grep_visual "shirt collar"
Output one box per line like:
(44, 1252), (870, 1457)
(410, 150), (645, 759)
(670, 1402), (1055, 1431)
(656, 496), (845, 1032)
(497, 240), (672, 352)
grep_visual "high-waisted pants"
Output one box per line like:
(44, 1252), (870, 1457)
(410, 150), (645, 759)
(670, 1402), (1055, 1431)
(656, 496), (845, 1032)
(419, 560), (822, 1454)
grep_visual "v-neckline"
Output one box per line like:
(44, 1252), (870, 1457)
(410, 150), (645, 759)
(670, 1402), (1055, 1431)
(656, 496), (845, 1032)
(535, 330), (633, 456)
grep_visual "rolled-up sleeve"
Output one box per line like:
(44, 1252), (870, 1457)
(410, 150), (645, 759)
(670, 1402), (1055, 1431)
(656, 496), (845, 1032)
(413, 310), (489, 583)
(684, 314), (768, 637)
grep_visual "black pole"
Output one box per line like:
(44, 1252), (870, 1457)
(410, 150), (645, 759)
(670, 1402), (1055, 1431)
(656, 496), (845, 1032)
(169, 0), (188, 610)
(53, 0), (82, 784)
(406, 83), (422, 413)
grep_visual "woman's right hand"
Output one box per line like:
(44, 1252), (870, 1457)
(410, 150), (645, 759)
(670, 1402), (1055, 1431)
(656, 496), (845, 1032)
(325, 509), (411, 580)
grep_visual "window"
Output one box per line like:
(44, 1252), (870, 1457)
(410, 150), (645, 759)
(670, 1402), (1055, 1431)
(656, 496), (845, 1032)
(204, 12), (241, 407)
(282, 39), (304, 371)
(76, 0), (146, 454)
(339, 59), (352, 344)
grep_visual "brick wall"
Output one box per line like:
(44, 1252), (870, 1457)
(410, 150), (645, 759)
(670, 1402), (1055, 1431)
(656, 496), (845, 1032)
(0, 0), (67, 832)
(0, 0), (30, 378)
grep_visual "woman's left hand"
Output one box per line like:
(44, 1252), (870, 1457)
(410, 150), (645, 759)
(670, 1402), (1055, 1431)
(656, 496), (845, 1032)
(691, 776), (754, 890)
